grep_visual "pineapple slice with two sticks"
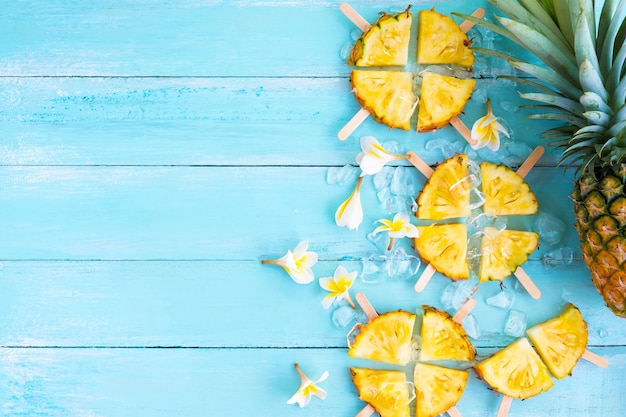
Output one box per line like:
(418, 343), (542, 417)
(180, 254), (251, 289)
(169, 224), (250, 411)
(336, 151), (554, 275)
(419, 305), (475, 362)
(348, 310), (416, 366)
(348, 6), (412, 67)
(413, 363), (468, 417)
(526, 303), (588, 379)
(477, 227), (539, 282)
(350, 368), (412, 417)
(417, 9), (474, 68)
(414, 224), (469, 280)
(481, 162), (539, 217)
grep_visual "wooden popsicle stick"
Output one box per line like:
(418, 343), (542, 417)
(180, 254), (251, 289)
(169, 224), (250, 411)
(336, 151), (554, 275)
(447, 405), (464, 417)
(415, 263), (436, 292)
(513, 266), (541, 299)
(516, 145), (545, 178)
(582, 349), (609, 368)
(449, 116), (477, 146)
(355, 404), (375, 417)
(355, 292), (379, 322)
(340, 2), (371, 32)
(459, 8), (485, 33)
(407, 151), (434, 178)
(452, 297), (477, 324)
(338, 107), (370, 141)
(496, 395), (513, 417)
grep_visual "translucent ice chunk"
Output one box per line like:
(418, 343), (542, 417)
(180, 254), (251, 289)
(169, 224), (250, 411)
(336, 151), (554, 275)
(374, 166), (395, 191)
(486, 290), (514, 309)
(350, 29), (362, 41)
(390, 167), (419, 196)
(361, 256), (386, 284)
(383, 140), (403, 155)
(326, 164), (358, 185)
(464, 314), (481, 339)
(367, 230), (391, 252)
(377, 187), (392, 204)
(340, 41), (352, 61)
(469, 187), (486, 210)
(385, 195), (411, 214)
(441, 279), (479, 310)
(332, 305), (367, 329)
(425, 138), (466, 160)
(543, 247), (574, 267)
(384, 247), (421, 280)
(504, 309), (527, 337)
(533, 212), (567, 245)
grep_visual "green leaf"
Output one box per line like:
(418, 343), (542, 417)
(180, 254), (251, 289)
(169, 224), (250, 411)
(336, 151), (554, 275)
(520, 92), (584, 114)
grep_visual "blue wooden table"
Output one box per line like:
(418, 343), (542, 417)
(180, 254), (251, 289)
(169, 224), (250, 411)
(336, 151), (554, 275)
(1, 1), (625, 416)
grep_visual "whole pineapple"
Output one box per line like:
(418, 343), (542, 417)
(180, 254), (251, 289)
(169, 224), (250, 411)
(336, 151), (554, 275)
(457, 0), (626, 317)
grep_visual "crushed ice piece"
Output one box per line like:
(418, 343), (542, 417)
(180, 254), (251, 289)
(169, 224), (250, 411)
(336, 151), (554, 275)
(383, 140), (403, 155)
(384, 247), (421, 280)
(469, 187), (486, 210)
(533, 212), (567, 245)
(486, 290), (514, 309)
(361, 256), (386, 284)
(504, 309), (527, 337)
(377, 187), (392, 204)
(390, 167), (418, 196)
(424, 138), (466, 160)
(385, 195), (411, 214)
(464, 314), (481, 339)
(332, 305), (356, 329)
(499, 101), (520, 113)
(326, 164), (358, 185)
(340, 41), (352, 60)
(367, 230), (391, 253)
(543, 247), (574, 267)
(374, 166), (394, 191)
(441, 279), (478, 310)
(350, 29), (362, 41)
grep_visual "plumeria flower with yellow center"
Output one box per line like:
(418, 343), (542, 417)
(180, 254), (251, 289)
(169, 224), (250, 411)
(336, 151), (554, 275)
(286, 363), (329, 408)
(356, 136), (409, 175)
(319, 265), (357, 310)
(470, 99), (510, 151)
(261, 239), (318, 284)
(372, 212), (419, 250)
(335, 176), (364, 230)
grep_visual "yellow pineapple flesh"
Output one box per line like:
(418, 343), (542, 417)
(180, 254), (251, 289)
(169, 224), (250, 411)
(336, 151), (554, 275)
(413, 363), (468, 417)
(419, 305), (475, 362)
(417, 71), (475, 132)
(526, 303), (588, 379)
(348, 7), (412, 67)
(350, 70), (417, 131)
(350, 368), (411, 417)
(416, 154), (470, 220)
(474, 337), (554, 399)
(417, 9), (474, 68)
(348, 310), (416, 366)
(481, 162), (538, 216)
(415, 224), (468, 280)
(478, 227), (539, 282)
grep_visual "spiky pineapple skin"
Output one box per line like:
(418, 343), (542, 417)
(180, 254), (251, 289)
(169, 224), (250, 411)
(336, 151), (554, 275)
(573, 164), (626, 317)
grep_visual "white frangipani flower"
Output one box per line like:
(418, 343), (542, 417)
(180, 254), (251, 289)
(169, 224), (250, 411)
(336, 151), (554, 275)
(470, 99), (510, 151)
(261, 239), (318, 284)
(372, 212), (419, 250)
(356, 136), (408, 175)
(319, 265), (357, 310)
(335, 176), (364, 230)
(286, 363), (329, 408)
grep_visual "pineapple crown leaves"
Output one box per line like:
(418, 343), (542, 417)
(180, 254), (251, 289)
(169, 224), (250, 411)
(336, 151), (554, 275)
(454, 0), (626, 176)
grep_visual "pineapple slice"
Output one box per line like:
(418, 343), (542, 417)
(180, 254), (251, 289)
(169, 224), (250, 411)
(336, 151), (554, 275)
(526, 303), (588, 379)
(348, 310), (416, 366)
(417, 10), (474, 68)
(348, 7), (412, 67)
(481, 162), (539, 216)
(415, 224), (469, 280)
(351, 70), (417, 131)
(416, 154), (471, 220)
(350, 368), (411, 417)
(417, 71), (475, 132)
(414, 363), (468, 417)
(474, 337), (554, 399)
(479, 227), (539, 282)
(420, 305), (475, 362)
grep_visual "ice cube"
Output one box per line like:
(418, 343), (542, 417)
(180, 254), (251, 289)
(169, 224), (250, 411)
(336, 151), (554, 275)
(385, 195), (411, 214)
(425, 138), (466, 160)
(464, 314), (481, 340)
(361, 256), (386, 284)
(390, 167), (419, 196)
(326, 164), (358, 185)
(367, 230), (391, 253)
(486, 290), (514, 309)
(533, 212), (567, 245)
(385, 247), (421, 280)
(543, 246), (574, 267)
(504, 309), (527, 337)
(441, 279), (479, 310)
(374, 166), (394, 191)
(332, 305), (356, 329)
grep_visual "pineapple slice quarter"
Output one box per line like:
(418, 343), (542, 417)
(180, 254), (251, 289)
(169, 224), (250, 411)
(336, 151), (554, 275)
(348, 7), (412, 67)
(417, 9), (474, 68)
(526, 303), (588, 379)
(417, 71), (475, 132)
(351, 70), (417, 131)
(414, 363), (468, 417)
(416, 154), (471, 220)
(348, 310), (416, 366)
(481, 162), (539, 216)
(415, 224), (469, 280)
(350, 368), (411, 417)
(474, 337), (554, 399)
(479, 227), (539, 282)
(419, 305), (475, 362)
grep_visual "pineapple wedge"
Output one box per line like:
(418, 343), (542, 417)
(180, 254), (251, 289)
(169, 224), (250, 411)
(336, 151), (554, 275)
(479, 227), (539, 282)
(348, 310), (416, 366)
(481, 162), (538, 216)
(417, 71), (475, 132)
(474, 337), (554, 399)
(416, 154), (471, 220)
(420, 305), (475, 362)
(415, 224), (469, 280)
(348, 7), (412, 67)
(350, 368), (411, 417)
(526, 303), (588, 379)
(417, 10), (474, 68)
(414, 363), (468, 417)
(351, 70), (417, 131)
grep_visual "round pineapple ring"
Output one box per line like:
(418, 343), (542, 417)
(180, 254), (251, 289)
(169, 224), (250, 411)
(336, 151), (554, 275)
(339, 5), (483, 140)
